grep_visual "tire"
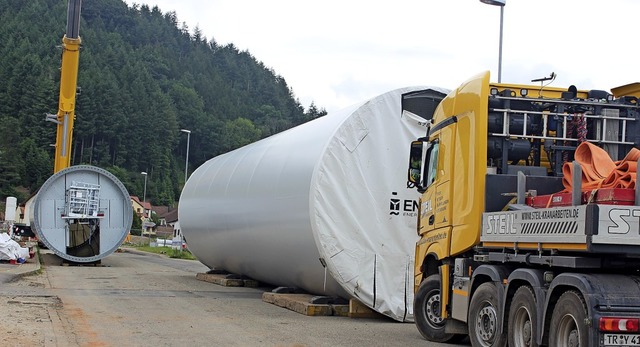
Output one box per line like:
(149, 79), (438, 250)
(508, 286), (538, 347)
(468, 282), (506, 347)
(414, 274), (462, 342)
(549, 291), (588, 347)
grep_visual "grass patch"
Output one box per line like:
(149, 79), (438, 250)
(168, 248), (196, 260)
(35, 247), (44, 274)
(134, 245), (197, 260)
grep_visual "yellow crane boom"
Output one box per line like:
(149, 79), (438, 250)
(47, 0), (82, 173)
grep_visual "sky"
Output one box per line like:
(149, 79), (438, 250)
(122, 0), (640, 114)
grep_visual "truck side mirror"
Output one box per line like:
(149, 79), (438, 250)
(408, 139), (438, 193)
(408, 140), (427, 189)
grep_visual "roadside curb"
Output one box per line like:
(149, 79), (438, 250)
(119, 246), (169, 258)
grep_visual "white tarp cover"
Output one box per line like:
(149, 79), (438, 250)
(180, 86), (447, 321)
(0, 233), (29, 261)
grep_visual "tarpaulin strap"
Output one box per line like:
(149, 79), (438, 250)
(561, 142), (639, 192)
(545, 193), (554, 208)
(604, 149), (639, 189)
(503, 197), (517, 211)
(586, 189), (598, 204)
(574, 114), (587, 142)
(563, 114), (588, 163)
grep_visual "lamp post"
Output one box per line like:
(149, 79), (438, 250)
(141, 171), (148, 237)
(141, 171), (148, 204)
(180, 129), (191, 184)
(141, 171), (149, 238)
(480, 0), (506, 83)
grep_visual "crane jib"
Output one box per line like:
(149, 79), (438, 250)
(66, 0), (82, 39)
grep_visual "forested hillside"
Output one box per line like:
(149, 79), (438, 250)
(0, 0), (326, 206)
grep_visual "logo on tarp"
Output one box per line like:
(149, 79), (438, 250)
(390, 192), (418, 217)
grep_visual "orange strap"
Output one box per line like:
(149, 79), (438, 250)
(562, 143), (638, 192)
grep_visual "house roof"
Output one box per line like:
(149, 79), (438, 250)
(130, 196), (151, 210)
(162, 208), (179, 223)
(151, 205), (169, 215)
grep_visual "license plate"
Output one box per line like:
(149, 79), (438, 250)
(604, 334), (640, 346)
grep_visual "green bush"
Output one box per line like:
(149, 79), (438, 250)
(169, 248), (196, 260)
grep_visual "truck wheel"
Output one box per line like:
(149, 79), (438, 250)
(549, 291), (588, 347)
(468, 282), (506, 347)
(508, 286), (538, 347)
(414, 274), (461, 342)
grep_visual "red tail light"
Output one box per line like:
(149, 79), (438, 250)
(600, 317), (640, 332)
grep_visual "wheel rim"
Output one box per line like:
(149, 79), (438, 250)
(474, 301), (498, 347)
(556, 313), (580, 347)
(513, 306), (532, 347)
(424, 290), (444, 329)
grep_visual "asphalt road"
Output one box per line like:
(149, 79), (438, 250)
(0, 249), (470, 347)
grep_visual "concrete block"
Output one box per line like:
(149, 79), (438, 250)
(242, 279), (260, 287)
(348, 299), (385, 319)
(196, 273), (244, 287)
(262, 292), (334, 316)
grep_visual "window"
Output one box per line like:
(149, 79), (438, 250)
(425, 141), (439, 188)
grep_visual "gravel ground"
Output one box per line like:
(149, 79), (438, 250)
(0, 271), (67, 346)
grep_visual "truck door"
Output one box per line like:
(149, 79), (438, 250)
(412, 134), (454, 259)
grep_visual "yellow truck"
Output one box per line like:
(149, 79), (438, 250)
(407, 71), (640, 346)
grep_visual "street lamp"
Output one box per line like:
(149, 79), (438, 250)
(480, 0), (506, 83)
(140, 171), (149, 238)
(141, 171), (148, 204)
(180, 129), (191, 184)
